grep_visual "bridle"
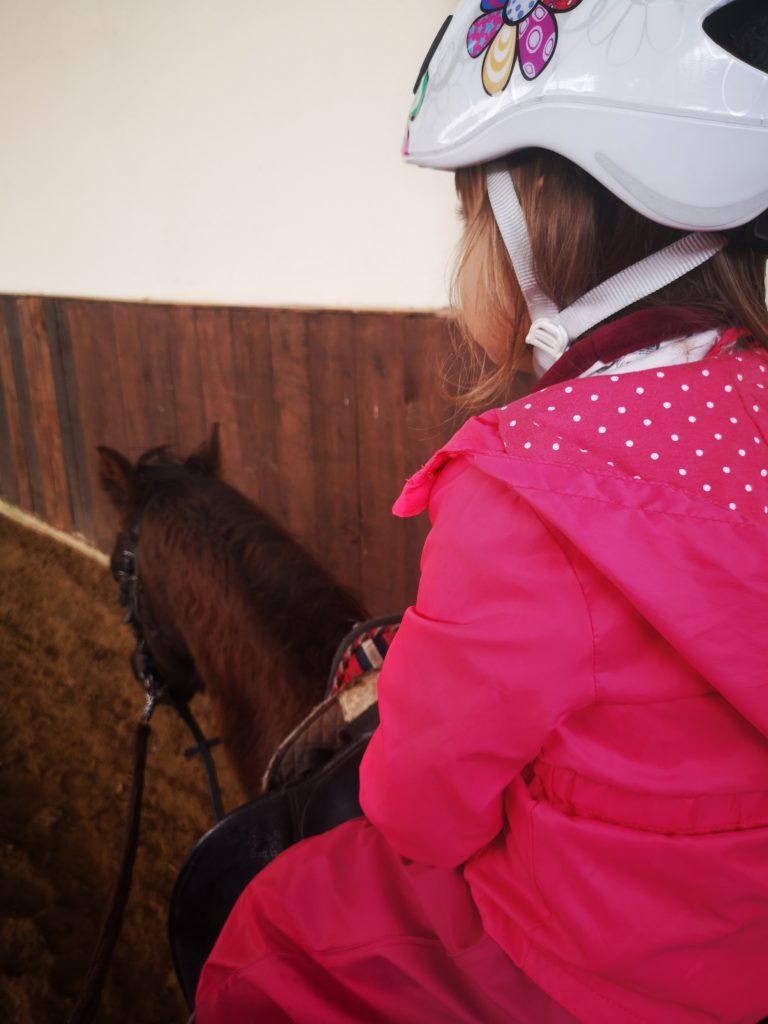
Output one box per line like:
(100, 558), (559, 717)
(114, 520), (166, 716)
(112, 514), (224, 819)
(67, 512), (224, 1024)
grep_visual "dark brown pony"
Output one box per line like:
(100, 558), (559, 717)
(98, 425), (368, 800)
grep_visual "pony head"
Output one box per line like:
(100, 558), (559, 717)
(96, 426), (223, 709)
(98, 423), (222, 514)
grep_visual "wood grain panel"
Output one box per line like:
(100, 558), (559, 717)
(0, 323), (18, 505)
(194, 307), (244, 481)
(268, 310), (315, 546)
(111, 302), (179, 454)
(354, 312), (410, 615)
(306, 310), (362, 602)
(167, 306), (206, 457)
(0, 295), (458, 613)
(2, 298), (44, 515)
(44, 299), (82, 533)
(16, 297), (72, 532)
(64, 299), (127, 550)
(229, 308), (277, 508)
(0, 304), (30, 509)
(51, 299), (94, 540)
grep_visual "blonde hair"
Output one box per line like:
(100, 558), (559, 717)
(450, 150), (768, 409)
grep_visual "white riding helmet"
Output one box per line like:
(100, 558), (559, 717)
(405, 0), (768, 374)
(406, 0), (768, 234)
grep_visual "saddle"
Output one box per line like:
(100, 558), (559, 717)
(169, 617), (399, 1010)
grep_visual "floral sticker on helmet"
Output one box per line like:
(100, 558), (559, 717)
(467, 0), (584, 95)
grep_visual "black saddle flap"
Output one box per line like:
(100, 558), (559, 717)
(169, 729), (373, 1009)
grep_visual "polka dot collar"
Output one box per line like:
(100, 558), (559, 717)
(500, 349), (768, 520)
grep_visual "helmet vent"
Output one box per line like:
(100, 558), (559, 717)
(413, 16), (452, 93)
(703, 0), (768, 73)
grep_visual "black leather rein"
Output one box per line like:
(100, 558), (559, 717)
(66, 517), (223, 1024)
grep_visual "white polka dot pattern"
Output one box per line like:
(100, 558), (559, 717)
(499, 350), (768, 519)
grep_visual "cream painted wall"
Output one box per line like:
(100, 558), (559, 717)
(0, 1), (460, 309)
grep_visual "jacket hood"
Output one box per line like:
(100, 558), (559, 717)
(396, 352), (768, 739)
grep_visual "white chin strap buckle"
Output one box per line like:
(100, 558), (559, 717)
(487, 167), (728, 381)
(526, 318), (570, 373)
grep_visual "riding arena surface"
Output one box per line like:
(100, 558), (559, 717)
(0, 513), (240, 1023)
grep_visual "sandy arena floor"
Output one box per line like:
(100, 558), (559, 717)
(0, 513), (240, 1023)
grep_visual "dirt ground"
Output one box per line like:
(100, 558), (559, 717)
(0, 513), (240, 1023)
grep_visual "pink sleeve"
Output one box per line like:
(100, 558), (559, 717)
(359, 457), (596, 868)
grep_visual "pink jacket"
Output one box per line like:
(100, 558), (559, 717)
(360, 346), (768, 1024)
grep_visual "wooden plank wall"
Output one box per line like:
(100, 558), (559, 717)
(0, 295), (463, 614)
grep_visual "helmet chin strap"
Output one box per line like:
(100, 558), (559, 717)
(486, 169), (728, 378)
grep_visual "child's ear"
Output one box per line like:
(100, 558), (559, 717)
(184, 422), (221, 478)
(97, 446), (135, 509)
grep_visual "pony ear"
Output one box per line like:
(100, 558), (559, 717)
(184, 423), (221, 478)
(97, 446), (135, 509)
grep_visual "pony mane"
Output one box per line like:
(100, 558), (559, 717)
(134, 454), (367, 684)
(137, 444), (179, 468)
